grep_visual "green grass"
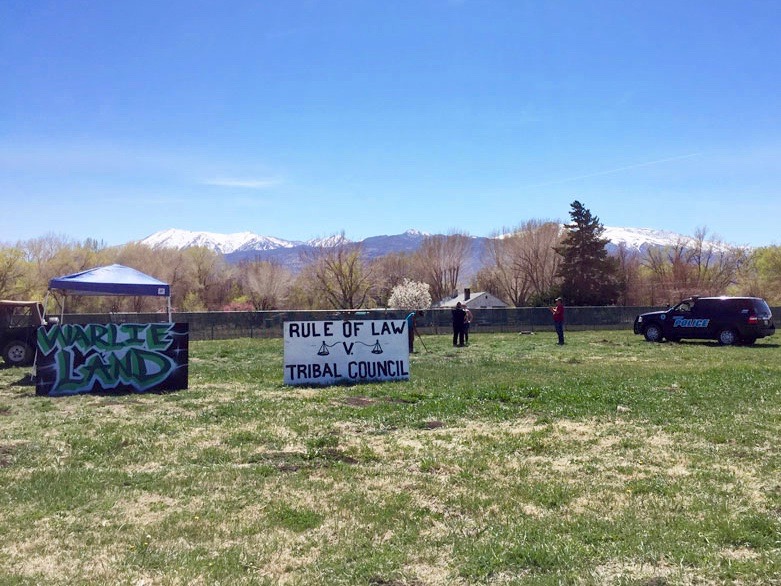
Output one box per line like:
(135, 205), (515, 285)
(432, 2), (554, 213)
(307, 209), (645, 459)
(1, 330), (780, 585)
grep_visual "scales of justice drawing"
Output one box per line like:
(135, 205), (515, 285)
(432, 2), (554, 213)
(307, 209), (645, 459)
(317, 339), (384, 356)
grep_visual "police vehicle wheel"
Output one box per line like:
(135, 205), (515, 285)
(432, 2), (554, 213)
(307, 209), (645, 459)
(2, 340), (34, 366)
(717, 328), (738, 346)
(643, 324), (663, 342)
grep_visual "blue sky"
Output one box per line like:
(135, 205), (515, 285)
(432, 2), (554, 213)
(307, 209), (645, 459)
(2, 0), (780, 247)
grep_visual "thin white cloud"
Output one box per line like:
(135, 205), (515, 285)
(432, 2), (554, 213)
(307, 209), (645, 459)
(0, 140), (283, 189)
(522, 153), (702, 189)
(202, 178), (280, 189)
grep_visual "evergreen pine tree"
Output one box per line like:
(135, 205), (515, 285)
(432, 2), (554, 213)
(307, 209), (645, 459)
(554, 200), (620, 305)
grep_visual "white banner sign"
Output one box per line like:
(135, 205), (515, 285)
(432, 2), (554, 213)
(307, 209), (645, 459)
(283, 319), (410, 385)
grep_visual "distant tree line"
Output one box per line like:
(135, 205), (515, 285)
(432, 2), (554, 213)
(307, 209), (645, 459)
(0, 202), (776, 312)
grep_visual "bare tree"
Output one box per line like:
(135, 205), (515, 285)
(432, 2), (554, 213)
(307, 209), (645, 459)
(154, 247), (193, 311)
(180, 246), (230, 310)
(482, 220), (563, 306)
(613, 243), (644, 306)
(644, 239), (690, 302)
(414, 232), (471, 303)
(643, 228), (746, 302)
(301, 233), (373, 309)
(688, 228), (747, 294)
(287, 265), (331, 310)
(114, 243), (179, 313)
(473, 264), (505, 302)
(367, 252), (416, 307)
(482, 234), (532, 307)
(239, 260), (292, 309)
(515, 220), (563, 302)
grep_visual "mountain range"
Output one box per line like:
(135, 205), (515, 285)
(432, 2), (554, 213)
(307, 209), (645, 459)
(138, 226), (717, 275)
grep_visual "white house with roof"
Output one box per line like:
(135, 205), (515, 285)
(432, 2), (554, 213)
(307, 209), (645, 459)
(434, 288), (508, 309)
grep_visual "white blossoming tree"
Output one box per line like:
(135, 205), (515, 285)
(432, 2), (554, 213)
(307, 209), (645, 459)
(387, 279), (432, 310)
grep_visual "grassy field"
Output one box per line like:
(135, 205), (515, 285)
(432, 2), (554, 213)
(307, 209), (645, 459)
(1, 330), (780, 585)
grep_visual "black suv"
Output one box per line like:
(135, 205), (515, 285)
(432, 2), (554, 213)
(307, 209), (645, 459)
(634, 296), (775, 345)
(0, 300), (54, 366)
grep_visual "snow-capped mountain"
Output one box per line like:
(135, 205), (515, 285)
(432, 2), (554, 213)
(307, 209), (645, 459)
(214, 229), (432, 272)
(136, 225), (739, 281)
(139, 225), (716, 263)
(139, 228), (429, 255)
(602, 226), (693, 251)
(307, 234), (353, 248)
(495, 225), (700, 251)
(601, 226), (734, 254)
(140, 228), (300, 254)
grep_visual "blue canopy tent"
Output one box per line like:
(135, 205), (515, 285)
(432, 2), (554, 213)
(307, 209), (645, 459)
(45, 264), (172, 322)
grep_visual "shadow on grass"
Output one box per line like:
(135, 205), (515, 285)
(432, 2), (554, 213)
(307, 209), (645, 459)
(0, 362), (35, 371)
(675, 340), (779, 349)
(35, 387), (188, 399)
(0, 372), (37, 397)
(11, 374), (36, 387)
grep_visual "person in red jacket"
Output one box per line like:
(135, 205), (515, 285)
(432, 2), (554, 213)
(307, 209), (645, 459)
(550, 297), (565, 345)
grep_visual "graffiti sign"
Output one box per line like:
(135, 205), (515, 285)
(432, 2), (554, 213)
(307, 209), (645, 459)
(35, 322), (189, 396)
(284, 319), (409, 385)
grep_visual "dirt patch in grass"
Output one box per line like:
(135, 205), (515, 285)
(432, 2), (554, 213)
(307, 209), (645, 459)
(591, 560), (691, 585)
(5, 518), (128, 584)
(253, 450), (307, 472)
(343, 396), (377, 407)
(344, 416), (708, 521)
(110, 493), (184, 526)
(0, 443), (16, 467)
(368, 576), (426, 586)
(277, 387), (323, 400)
(341, 395), (421, 407)
(720, 546), (761, 560)
(6, 545), (68, 583)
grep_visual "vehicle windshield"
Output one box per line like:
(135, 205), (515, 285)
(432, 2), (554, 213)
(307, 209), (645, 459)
(673, 300), (694, 313)
(0, 303), (43, 327)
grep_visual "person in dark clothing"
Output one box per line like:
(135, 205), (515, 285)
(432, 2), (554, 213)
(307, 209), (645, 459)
(463, 307), (473, 345)
(550, 297), (565, 345)
(406, 310), (423, 353)
(452, 302), (466, 347)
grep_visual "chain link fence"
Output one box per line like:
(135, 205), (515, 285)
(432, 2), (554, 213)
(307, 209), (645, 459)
(56, 306), (722, 341)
